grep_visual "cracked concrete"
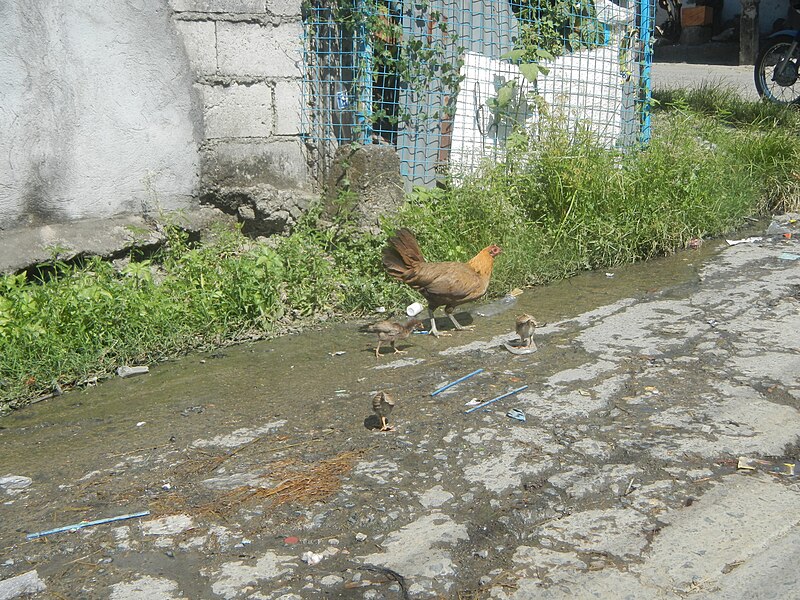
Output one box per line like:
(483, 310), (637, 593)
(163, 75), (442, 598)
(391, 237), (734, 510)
(1, 231), (799, 599)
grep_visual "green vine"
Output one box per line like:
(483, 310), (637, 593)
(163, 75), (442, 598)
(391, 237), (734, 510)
(305, 0), (466, 142)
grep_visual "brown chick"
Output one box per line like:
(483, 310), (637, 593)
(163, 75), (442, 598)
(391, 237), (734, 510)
(367, 318), (424, 358)
(382, 228), (502, 337)
(516, 313), (538, 348)
(372, 391), (395, 432)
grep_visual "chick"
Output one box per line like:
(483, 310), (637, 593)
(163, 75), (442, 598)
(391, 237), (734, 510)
(372, 391), (395, 432)
(367, 318), (424, 358)
(515, 313), (538, 348)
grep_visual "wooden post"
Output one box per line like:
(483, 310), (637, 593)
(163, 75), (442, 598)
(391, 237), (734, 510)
(739, 0), (760, 65)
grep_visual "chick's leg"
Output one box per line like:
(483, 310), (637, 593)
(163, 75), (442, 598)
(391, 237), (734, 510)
(375, 340), (382, 358)
(390, 341), (407, 355)
(380, 416), (394, 432)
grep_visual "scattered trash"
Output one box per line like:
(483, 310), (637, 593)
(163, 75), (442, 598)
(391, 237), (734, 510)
(779, 252), (800, 261)
(766, 221), (792, 236)
(301, 551), (323, 565)
(578, 389), (591, 397)
(688, 238), (703, 249)
(464, 398), (480, 407)
(726, 236), (763, 246)
(737, 456), (800, 476)
(355, 532), (368, 542)
(26, 510), (150, 540)
(503, 340), (538, 355)
(406, 302), (424, 317)
(116, 365), (149, 378)
(328, 351), (346, 357)
(375, 306), (386, 313)
(465, 385), (529, 414)
(605, 272), (615, 278)
(431, 369), (484, 397)
(284, 536), (300, 545)
(161, 483), (172, 491)
(136, 421), (146, 427)
(474, 294), (517, 317)
(506, 408), (526, 422)
(412, 330), (430, 335)
(706, 319), (718, 328)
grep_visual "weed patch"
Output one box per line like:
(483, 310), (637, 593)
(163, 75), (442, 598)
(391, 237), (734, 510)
(2, 90), (798, 411)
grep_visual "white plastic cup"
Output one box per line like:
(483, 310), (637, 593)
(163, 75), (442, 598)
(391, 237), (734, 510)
(406, 302), (424, 317)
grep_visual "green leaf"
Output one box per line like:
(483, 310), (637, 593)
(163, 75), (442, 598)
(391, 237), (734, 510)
(519, 63), (540, 82)
(495, 81), (517, 108)
(501, 49), (526, 62)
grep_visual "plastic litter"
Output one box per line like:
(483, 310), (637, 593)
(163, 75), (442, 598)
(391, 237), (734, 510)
(506, 408), (526, 422)
(503, 339), (538, 355)
(116, 365), (149, 378)
(301, 551), (323, 565)
(474, 294), (517, 317)
(26, 510), (150, 540)
(431, 369), (484, 396)
(465, 385), (529, 414)
(737, 456), (799, 476)
(406, 302), (424, 317)
(779, 252), (800, 261)
(767, 221), (792, 236)
(726, 236), (763, 246)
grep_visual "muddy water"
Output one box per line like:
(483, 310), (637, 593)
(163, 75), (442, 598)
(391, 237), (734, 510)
(1, 242), (714, 470)
(0, 239), (724, 597)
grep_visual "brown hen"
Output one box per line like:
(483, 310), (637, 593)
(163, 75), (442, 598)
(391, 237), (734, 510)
(382, 228), (501, 337)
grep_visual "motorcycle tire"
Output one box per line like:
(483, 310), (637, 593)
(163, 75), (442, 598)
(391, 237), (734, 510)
(754, 35), (800, 104)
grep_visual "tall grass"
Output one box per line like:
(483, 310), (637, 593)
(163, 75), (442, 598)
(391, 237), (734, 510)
(2, 87), (799, 411)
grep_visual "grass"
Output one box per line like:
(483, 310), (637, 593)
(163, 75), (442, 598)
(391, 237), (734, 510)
(2, 85), (799, 412)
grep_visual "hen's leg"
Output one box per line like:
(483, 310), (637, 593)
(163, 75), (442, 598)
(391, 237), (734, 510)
(390, 341), (406, 354)
(447, 309), (473, 331)
(379, 416), (394, 432)
(428, 308), (440, 337)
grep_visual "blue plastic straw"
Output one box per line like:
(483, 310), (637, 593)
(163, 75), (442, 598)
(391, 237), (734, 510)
(431, 368), (484, 396)
(26, 510), (150, 540)
(465, 385), (529, 414)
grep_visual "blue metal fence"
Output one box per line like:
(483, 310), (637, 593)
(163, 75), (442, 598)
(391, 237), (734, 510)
(302, 0), (656, 189)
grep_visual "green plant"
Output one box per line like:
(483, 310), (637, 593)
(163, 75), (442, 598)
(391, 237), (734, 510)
(2, 90), (799, 412)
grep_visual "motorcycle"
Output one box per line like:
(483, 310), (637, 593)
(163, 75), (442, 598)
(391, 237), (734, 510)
(754, 29), (800, 104)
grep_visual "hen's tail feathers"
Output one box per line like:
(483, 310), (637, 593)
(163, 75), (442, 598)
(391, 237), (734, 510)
(382, 228), (425, 279)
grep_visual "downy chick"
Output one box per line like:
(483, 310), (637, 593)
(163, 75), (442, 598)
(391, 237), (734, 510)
(367, 318), (423, 358)
(515, 313), (538, 348)
(372, 390), (395, 432)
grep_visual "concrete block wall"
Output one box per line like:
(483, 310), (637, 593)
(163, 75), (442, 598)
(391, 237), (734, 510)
(171, 0), (313, 202)
(0, 0), (202, 232)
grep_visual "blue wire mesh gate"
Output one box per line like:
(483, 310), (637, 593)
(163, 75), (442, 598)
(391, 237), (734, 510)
(302, 0), (655, 189)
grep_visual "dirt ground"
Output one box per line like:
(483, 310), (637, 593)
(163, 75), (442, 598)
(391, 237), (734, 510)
(1, 221), (799, 600)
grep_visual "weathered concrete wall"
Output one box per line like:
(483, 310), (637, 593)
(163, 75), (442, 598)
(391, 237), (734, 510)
(172, 0), (315, 233)
(0, 0), (203, 230)
(1, 0), (314, 251)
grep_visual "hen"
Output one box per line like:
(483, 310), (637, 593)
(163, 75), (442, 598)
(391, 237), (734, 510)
(367, 318), (424, 358)
(372, 390), (395, 432)
(382, 228), (502, 337)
